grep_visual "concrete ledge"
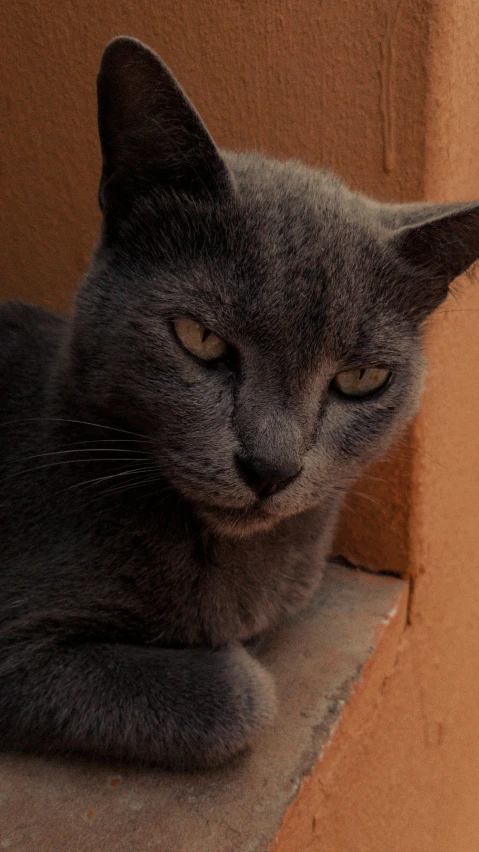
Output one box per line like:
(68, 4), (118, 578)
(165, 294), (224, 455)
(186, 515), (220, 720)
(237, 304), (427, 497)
(0, 564), (407, 852)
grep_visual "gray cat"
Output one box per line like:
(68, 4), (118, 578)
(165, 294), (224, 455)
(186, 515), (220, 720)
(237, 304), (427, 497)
(0, 37), (478, 770)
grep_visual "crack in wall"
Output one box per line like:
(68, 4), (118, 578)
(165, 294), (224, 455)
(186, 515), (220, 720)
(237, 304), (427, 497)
(379, 0), (404, 173)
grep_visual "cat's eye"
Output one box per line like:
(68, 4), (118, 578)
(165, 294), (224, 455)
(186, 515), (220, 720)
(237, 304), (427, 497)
(174, 318), (228, 362)
(332, 367), (392, 398)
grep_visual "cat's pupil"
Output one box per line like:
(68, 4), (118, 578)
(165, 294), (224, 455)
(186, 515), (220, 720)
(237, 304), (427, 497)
(173, 318), (228, 362)
(331, 366), (391, 398)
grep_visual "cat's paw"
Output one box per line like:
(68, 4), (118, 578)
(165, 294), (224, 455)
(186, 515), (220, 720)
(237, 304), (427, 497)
(176, 644), (277, 770)
(226, 643), (277, 737)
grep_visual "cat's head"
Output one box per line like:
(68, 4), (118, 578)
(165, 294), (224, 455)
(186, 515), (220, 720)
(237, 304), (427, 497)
(71, 37), (479, 537)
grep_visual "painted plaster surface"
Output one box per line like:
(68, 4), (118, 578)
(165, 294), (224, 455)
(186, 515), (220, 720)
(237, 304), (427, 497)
(1, 2), (479, 850)
(0, 565), (406, 851)
(275, 3), (479, 850)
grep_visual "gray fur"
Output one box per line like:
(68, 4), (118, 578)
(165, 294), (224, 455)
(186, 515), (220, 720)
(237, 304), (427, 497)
(1, 37), (478, 769)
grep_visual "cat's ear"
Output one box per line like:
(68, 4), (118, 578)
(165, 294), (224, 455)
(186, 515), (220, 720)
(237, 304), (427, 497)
(383, 201), (479, 316)
(97, 37), (232, 213)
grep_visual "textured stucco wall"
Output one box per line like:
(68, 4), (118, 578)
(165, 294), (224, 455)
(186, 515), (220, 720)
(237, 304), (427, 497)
(1, 2), (479, 850)
(275, 2), (479, 850)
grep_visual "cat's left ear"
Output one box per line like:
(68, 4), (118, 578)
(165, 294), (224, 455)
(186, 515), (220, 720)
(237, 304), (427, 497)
(97, 37), (233, 214)
(382, 201), (479, 317)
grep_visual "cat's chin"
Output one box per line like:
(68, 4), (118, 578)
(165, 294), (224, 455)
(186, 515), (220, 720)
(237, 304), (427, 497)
(196, 503), (293, 539)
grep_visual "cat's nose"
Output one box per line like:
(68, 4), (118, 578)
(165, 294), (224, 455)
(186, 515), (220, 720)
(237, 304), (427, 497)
(235, 455), (302, 499)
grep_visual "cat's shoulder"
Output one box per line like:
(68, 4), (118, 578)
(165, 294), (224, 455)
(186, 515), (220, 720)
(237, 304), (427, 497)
(0, 301), (67, 360)
(0, 299), (66, 336)
(0, 301), (68, 410)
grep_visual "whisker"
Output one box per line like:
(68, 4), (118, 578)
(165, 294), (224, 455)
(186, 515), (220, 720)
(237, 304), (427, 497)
(435, 309), (479, 315)
(337, 500), (358, 517)
(7, 448), (154, 466)
(393, 434), (445, 468)
(346, 488), (385, 509)
(86, 474), (169, 503)
(353, 472), (389, 485)
(0, 458), (154, 485)
(373, 435), (443, 471)
(54, 438), (154, 447)
(0, 417), (154, 443)
(57, 465), (159, 495)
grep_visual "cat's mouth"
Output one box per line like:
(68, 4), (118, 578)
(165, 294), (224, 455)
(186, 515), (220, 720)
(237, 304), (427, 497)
(196, 499), (292, 538)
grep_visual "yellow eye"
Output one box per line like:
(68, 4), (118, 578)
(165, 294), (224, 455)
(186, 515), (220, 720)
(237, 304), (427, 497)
(332, 367), (391, 398)
(174, 318), (228, 361)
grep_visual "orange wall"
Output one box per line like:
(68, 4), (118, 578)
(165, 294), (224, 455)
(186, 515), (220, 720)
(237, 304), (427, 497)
(2, 2), (479, 850)
(275, 3), (479, 850)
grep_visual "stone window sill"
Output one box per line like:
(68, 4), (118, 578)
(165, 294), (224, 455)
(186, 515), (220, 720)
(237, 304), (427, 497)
(0, 563), (407, 851)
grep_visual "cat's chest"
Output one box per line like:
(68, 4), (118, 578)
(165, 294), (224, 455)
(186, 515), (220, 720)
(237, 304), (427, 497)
(198, 538), (326, 644)
(139, 507), (334, 646)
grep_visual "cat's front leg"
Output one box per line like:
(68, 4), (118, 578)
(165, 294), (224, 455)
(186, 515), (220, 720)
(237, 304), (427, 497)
(0, 639), (276, 769)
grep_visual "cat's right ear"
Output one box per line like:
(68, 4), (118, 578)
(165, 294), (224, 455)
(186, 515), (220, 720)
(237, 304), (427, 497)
(97, 37), (233, 215)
